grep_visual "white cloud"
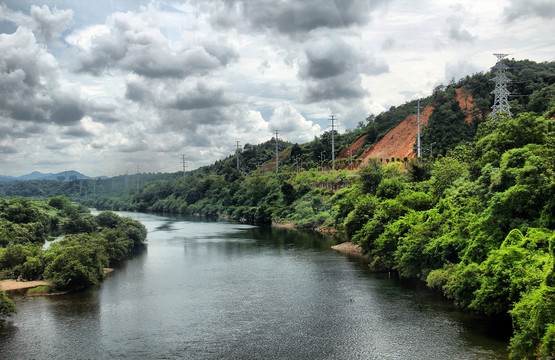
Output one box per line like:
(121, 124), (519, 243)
(269, 104), (321, 143)
(0, 0), (553, 176)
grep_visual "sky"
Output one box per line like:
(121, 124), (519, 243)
(0, 0), (554, 177)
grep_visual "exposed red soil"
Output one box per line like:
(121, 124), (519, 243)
(338, 135), (367, 159)
(261, 148), (291, 172)
(456, 88), (475, 123)
(359, 105), (433, 163)
(355, 88), (476, 164)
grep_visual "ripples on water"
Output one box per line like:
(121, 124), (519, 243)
(1, 212), (509, 359)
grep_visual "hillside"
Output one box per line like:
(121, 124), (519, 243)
(336, 87), (474, 166)
(0, 170), (91, 182)
(361, 105), (433, 161)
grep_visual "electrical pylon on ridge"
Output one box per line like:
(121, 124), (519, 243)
(491, 53), (511, 119)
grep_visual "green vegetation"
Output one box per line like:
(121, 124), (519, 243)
(26, 285), (53, 295)
(0, 197), (147, 316)
(0, 58), (553, 356)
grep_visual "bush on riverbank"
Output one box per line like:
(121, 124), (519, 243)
(0, 287), (16, 316)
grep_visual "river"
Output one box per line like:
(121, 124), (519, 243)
(1, 212), (509, 359)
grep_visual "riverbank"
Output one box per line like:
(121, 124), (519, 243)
(331, 242), (369, 261)
(271, 221), (296, 229)
(1, 280), (49, 292)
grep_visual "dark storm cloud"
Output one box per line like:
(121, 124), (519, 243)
(504, 0), (555, 22)
(87, 103), (121, 124)
(446, 17), (476, 42)
(117, 139), (148, 153)
(125, 76), (237, 112)
(0, 120), (42, 140)
(0, 145), (17, 154)
(77, 11), (238, 78)
(0, 27), (86, 125)
(304, 76), (366, 103)
(299, 38), (388, 103)
(207, 0), (384, 37)
(125, 78), (152, 103)
(159, 106), (233, 132)
(50, 93), (86, 125)
(62, 126), (93, 137)
(300, 38), (388, 80)
(170, 81), (237, 110)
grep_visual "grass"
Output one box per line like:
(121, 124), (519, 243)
(26, 285), (53, 295)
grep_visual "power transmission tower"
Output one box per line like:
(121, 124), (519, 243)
(416, 99), (422, 157)
(274, 130), (279, 174)
(182, 154), (186, 181)
(329, 115), (336, 169)
(235, 141), (241, 171)
(491, 53), (511, 119)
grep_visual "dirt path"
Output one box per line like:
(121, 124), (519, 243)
(1, 280), (49, 291)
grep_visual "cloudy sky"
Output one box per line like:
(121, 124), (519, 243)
(0, 0), (554, 177)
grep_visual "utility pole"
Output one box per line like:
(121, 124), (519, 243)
(274, 130), (279, 174)
(182, 154), (186, 181)
(136, 165), (140, 194)
(491, 53), (511, 119)
(329, 115), (336, 170)
(416, 99), (422, 158)
(349, 149), (353, 170)
(235, 141), (241, 171)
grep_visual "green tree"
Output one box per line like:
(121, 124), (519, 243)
(0, 288), (16, 317)
(44, 237), (108, 290)
(471, 241), (548, 315)
(358, 159), (383, 194)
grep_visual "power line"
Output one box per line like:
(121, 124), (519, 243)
(508, 41), (555, 56)
(274, 130), (279, 174)
(329, 114), (336, 170)
(235, 141), (241, 171)
(182, 154), (186, 181)
(416, 99), (422, 157)
(136, 165), (140, 194)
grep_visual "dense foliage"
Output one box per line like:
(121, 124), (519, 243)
(0, 197), (146, 316)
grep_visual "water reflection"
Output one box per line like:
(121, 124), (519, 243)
(1, 213), (508, 359)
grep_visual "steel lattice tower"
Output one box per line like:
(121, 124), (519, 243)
(491, 53), (511, 118)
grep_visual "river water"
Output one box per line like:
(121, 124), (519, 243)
(1, 212), (509, 359)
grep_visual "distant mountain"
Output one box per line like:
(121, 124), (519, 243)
(0, 170), (91, 182)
